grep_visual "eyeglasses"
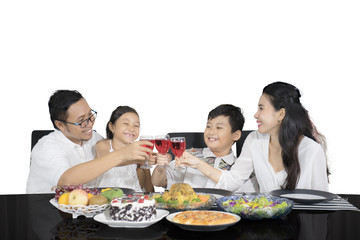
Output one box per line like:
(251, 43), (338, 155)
(57, 110), (97, 128)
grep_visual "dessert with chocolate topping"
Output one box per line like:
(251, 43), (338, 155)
(110, 194), (156, 222)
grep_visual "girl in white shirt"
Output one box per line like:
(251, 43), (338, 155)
(96, 106), (154, 192)
(179, 82), (330, 192)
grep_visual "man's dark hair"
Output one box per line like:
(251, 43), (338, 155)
(48, 90), (84, 130)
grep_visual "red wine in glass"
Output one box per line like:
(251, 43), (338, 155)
(170, 137), (186, 169)
(171, 141), (186, 157)
(142, 140), (155, 153)
(155, 135), (170, 154)
(155, 135), (170, 168)
(140, 135), (154, 169)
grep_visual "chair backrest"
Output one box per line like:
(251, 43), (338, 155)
(167, 132), (206, 158)
(167, 132), (207, 149)
(167, 130), (253, 157)
(236, 130), (253, 157)
(31, 130), (54, 150)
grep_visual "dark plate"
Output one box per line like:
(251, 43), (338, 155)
(193, 188), (233, 197)
(100, 187), (135, 196)
(270, 189), (337, 204)
(166, 211), (240, 231)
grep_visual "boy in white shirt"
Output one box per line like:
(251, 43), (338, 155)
(152, 104), (256, 191)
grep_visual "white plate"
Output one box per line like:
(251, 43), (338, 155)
(166, 210), (240, 231)
(93, 209), (169, 228)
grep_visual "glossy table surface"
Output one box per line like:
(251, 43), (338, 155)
(0, 193), (359, 240)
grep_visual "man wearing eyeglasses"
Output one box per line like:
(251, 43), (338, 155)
(26, 90), (153, 193)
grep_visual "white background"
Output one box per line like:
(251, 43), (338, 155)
(0, 1), (359, 194)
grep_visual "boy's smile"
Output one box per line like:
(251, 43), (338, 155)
(204, 115), (241, 157)
(207, 137), (219, 142)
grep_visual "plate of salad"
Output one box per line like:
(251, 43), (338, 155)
(150, 193), (216, 212)
(217, 194), (294, 220)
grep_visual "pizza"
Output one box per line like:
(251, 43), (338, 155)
(172, 210), (237, 225)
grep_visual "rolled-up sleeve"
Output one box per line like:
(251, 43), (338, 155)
(215, 132), (255, 191)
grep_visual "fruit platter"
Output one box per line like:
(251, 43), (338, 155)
(217, 194), (294, 220)
(50, 185), (127, 218)
(151, 183), (216, 211)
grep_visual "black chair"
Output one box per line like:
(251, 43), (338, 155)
(167, 132), (207, 149)
(167, 132), (206, 158)
(236, 130), (253, 157)
(167, 130), (253, 157)
(31, 130), (54, 150)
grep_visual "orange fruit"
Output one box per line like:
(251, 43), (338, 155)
(58, 192), (70, 205)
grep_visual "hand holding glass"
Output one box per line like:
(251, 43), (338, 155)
(170, 137), (186, 169)
(155, 134), (170, 168)
(140, 135), (154, 169)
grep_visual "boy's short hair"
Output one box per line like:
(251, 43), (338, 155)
(48, 90), (84, 130)
(208, 104), (245, 133)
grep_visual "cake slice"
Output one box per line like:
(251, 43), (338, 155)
(109, 195), (156, 221)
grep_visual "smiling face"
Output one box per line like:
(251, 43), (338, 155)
(55, 98), (94, 145)
(204, 115), (241, 157)
(109, 112), (140, 147)
(254, 93), (285, 136)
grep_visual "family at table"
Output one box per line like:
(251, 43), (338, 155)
(26, 81), (330, 195)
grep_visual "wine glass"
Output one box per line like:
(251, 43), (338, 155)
(140, 135), (155, 169)
(155, 134), (170, 168)
(170, 137), (186, 169)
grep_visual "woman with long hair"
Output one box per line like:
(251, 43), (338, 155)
(181, 82), (329, 192)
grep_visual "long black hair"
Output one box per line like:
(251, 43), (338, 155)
(263, 82), (329, 189)
(106, 106), (138, 139)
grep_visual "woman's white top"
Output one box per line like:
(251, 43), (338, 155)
(215, 131), (329, 193)
(97, 140), (142, 192)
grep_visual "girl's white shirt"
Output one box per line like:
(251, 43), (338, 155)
(216, 131), (329, 193)
(97, 140), (142, 192)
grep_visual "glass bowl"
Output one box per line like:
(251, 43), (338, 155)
(217, 194), (294, 220)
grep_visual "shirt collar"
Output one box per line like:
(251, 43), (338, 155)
(202, 147), (236, 165)
(54, 129), (88, 148)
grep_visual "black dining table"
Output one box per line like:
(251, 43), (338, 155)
(0, 193), (359, 240)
